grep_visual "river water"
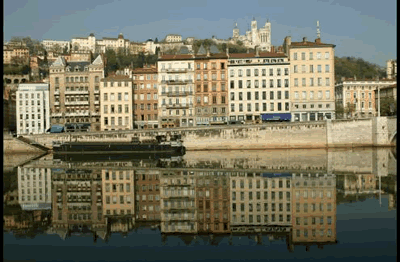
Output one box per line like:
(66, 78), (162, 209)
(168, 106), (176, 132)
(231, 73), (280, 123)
(3, 147), (396, 262)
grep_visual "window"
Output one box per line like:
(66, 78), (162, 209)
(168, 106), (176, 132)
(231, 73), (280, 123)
(310, 78), (314, 86)
(301, 52), (306, 60)
(246, 69), (251, 77)
(269, 68), (273, 76)
(294, 65), (298, 73)
(325, 64), (330, 73)
(317, 65), (322, 73)
(270, 79), (274, 88)
(325, 78), (330, 86)
(302, 78), (306, 87)
(262, 69), (266, 76)
(294, 78), (298, 87)
(325, 91), (330, 99)
(230, 70), (234, 77)
(317, 52), (321, 59)
(104, 93), (108, 101)
(294, 53), (298, 60)
(230, 81), (234, 89)
(325, 52), (330, 59)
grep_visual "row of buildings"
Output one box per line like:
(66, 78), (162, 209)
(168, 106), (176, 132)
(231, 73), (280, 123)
(14, 34), (396, 134)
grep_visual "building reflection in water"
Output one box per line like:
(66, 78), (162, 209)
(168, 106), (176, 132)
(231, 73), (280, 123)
(3, 148), (396, 251)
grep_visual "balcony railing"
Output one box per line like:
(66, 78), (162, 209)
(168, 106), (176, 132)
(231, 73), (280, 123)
(65, 90), (89, 95)
(161, 91), (194, 96)
(161, 80), (193, 85)
(161, 68), (194, 73)
(165, 104), (191, 109)
(65, 101), (89, 106)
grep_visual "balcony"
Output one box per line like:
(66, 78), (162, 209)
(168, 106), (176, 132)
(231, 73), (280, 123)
(162, 68), (193, 73)
(161, 80), (193, 85)
(65, 90), (89, 95)
(165, 104), (190, 109)
(65, 100), (89, 106)
(54, 90), (60, 95)
(94, 100), (100, 105)
(65, 112), (90, 117)
(54, 101), (60, 106)
(94, 90), (100, 94)
(161, 91), (194, 97)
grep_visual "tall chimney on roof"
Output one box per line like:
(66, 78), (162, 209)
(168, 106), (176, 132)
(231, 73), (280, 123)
(255, 47), (259, 57)
(226, 47), (229, 57)
(303, 37), (307, 43)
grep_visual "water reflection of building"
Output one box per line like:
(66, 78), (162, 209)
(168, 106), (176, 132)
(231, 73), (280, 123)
(336, 174), (379, 195)
(102, 169), (135, 217)
(51, 168), (107, 240)
(291, 173), (337, 248)
(135, 169), (161, 221)
(230, 172), (292, 227)
(196, 171), (230, 234)
(18, 167), (52, 211)
(160, 170), (197, 233)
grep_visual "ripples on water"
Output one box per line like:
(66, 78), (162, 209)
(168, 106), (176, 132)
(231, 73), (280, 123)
(3, 148), (397, 262)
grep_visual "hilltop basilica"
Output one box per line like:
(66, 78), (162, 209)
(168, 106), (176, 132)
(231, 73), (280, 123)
(232, 18), (272, 51)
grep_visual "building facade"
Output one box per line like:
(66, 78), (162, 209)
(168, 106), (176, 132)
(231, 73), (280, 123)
(134, 170), (161, 221)
(375, 83), (397, 116)
(291, 173), (337, 245)
(194, 53), (228, 125)
(102, 169), (135, 217)
(386, 59), (397, 79)
(96, 33), (130, 54)
(3, 45), (30, 65)
(230, 173), (292, 227)
(71, 33), (96, 53)
(335, 79), (396, 119)
(132, 65), (159, 129)
(284, 37), (336, 121)
(42, 40), (70, 53)
(16, 83), (50, 135)
(100, 75), (133, 131)
(157, 54), (195, 128)
(18, 167), (52, 211)
(165, 34), (182, 43)
(232, 18), (272, 51)
(228, 52), (290, 122)
(49, 55), (104, 131)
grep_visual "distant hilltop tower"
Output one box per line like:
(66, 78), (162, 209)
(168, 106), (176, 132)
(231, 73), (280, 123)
(317, 20), (321, 39)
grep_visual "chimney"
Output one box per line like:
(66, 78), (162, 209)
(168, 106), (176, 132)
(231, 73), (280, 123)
(271, 46), (275, 53)
(226, 47), (229, 56)
(315, 38), (321, 44)
(354, 75), (357, 80)
(207, 49), (210, 57)
(303, 37), (307, 42)
(247, 49), (250, 54)
(255, 47), (259, 57)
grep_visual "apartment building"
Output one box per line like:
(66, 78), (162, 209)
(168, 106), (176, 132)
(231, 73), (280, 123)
(157, 54), (195, 128)
(291, 173), (337, 245)
(18, 167), (52, 211)
(283, 36), (335, 121)
(228, 51), (290, 122)
(335, 78), (396, 119)
(196, 171), (230, 234)
(42, 39), (70, 53)
(375, 84), (397, 116)
(16, 83), (50, 135)
(134, 170), (161, 221)
(49, 55), (104, 131)
(102, 169), (135, 217)
(132, 65), (159, 129)
(230, 172), (292, 227)
(194, 51), (228, 125)
(100, 75), (133, 131)
(160, 170), (197, 233)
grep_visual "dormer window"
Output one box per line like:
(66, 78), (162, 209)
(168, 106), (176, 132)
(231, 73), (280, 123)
(84, 66), (89, 71)
(66, 67), (71, 72)
(75, 66), (80, 72)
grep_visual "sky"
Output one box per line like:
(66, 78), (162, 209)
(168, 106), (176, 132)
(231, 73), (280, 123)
(4, 0), (396, 66)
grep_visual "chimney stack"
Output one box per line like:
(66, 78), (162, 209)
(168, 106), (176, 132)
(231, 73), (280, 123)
(303, 37), (307, 42)
(315, 38), (321, 44)
(255, 47), (259, 57)
(226, 47), (229, 57)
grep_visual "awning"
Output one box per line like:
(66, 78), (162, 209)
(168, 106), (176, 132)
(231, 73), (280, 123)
(261, 113), (291, 121)
(50, 125), (65, 133)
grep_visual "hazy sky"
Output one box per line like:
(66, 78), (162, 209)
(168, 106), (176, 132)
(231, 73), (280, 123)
(4, 0), (396, 66)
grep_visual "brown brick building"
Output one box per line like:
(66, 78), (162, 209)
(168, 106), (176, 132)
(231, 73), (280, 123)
(134, 170), (161, 221)
(196, 171), (230, 234)
(194, 52), (228, 125)
(132, 65), (159, 129)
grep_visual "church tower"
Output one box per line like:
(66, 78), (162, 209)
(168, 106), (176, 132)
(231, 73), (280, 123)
(258, 18), (271, 51)
(233, 22), (239, 39)
(251, 18), (258, 46)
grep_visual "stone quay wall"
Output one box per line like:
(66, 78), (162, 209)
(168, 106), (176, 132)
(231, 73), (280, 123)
(5, 117), (396, 152)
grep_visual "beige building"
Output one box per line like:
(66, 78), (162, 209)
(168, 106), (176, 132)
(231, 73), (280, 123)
(42, 39), (70, 53)
(49, 54), (104, 131)
(335, 78), (396, 119)
(157, 54), (195, 128)
(100, 75), (133, 131)
(102, 169), (135, 217)
(132, 65), (159, 129)
(165, 34), (182, 43)
(283, 37), (336, 121)
(96, 33), (130, 54)
(3, 45), (30, 64)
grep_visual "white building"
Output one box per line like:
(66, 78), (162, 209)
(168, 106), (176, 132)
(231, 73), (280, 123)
(157, 54), (196, 128)
(42, 39), (70, 53)
(228, 51), (290, 122)
(16, 83), (50, 135)
(96, 33), (130, 54)
(165, 34), (182, 43)
(232, 18), (272, 51)
(386, 59), (397, 79)
(18, 166), (52, 211)
(71, 33), (96, 53)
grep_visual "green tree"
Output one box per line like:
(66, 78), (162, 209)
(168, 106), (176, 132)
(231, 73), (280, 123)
(379, 96), (397, 116)
(51, 44), (62, 54)
(62, 45), (69, 55)
(155, 37), (159, 43)
(335, 102), (345, 119)
(344, 102), (356, 118)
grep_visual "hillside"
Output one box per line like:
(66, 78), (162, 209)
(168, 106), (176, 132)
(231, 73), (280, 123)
(334, 56), (386, 81)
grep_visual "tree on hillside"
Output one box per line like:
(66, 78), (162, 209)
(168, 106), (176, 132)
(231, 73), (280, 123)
(51, 44), (62, 54)
(379, 96), (397, 116)
(335, 102), (345, 119)
(155, 37), (159, 43)
(62, 45), (69, 55)
(335, 56), (386, 81)
(344, 102), (356, 119)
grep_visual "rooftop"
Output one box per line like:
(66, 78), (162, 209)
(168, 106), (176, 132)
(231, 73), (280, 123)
(229, 52), (287, 58)
(290, 38), (336, 48)
(101, 75), (131, 81)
